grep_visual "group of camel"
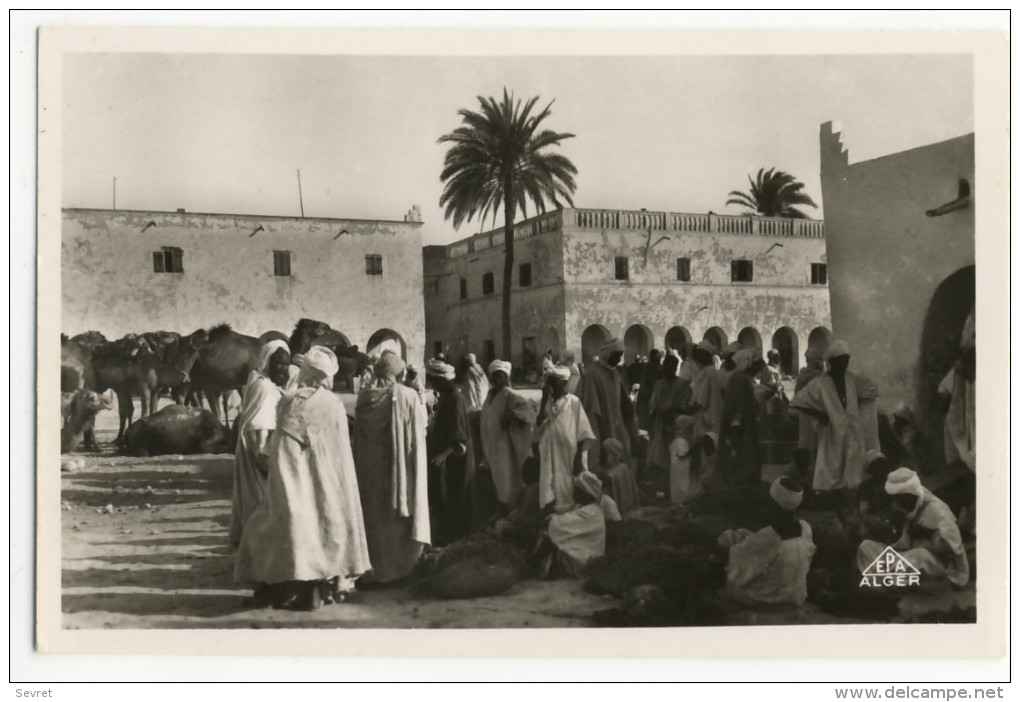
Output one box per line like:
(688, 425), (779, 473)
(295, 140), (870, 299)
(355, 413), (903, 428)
(60, 318), (372, 449)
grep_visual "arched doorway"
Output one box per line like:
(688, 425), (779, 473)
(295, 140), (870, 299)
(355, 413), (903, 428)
(581, 324), (611, 365)
(665, 326), (694, 357)
(703, 327), (728, 355)
(543, 327), (561, 360)
(737, 326), (763, 351)
(771, 327), (799, 376)
(917, 265), (976, 466)
(623, 324), (653, 364)
(366, 328), (407, 360)
(808, 326), (833, 352)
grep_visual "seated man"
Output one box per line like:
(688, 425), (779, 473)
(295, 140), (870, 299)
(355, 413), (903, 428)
(856, 467), (970, 588)
(535, 471), (622, 579)
(717, 477), (816, 608)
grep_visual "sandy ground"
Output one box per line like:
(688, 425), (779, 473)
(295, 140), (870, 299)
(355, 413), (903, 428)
(60, 392), (975, 630)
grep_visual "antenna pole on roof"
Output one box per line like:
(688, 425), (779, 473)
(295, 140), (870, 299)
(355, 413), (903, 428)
(296, 169), (305, 218)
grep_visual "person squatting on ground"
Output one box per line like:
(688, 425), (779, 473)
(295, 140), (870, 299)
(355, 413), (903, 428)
(479, 360), (536, 514)
(534, 365), (596, 513)
(535, 470), (622, 579)
(234, 347), (371, 611)
(718, 477), (816, 609)
(425, 358), (475, 546)
(353, 351), (430, 586)
(229, 340), (292, 548)
(856, 467), (970, 589)
(576, 337), (640, 471)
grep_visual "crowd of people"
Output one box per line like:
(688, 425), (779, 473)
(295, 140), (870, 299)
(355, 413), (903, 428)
(226, 325), (975, 613)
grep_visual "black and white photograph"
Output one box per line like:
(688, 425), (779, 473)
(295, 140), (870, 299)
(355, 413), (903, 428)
(22, 15), (1009, 677)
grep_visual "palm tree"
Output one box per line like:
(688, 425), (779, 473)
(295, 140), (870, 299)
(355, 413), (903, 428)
(726, 168), (819, 219)
(439, 89), (578, 361)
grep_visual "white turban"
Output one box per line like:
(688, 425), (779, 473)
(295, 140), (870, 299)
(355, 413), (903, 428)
(465, 353), (477, 365)
(885, 467), (923, 499)
(426, 359), (456, 380)
(545, 365), (572, 381)
(257, 340), (289, 374)
(304, 346), (339, 379)
(825, 340), (851, 360)
(488, 359), (512, 377)
(770, 477), (804, 511)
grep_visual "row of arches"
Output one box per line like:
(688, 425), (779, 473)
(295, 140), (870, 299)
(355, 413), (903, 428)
(580, 323), (834, 375)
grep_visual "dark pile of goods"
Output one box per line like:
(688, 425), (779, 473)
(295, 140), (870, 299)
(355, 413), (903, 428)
(412, 526), (529, 600)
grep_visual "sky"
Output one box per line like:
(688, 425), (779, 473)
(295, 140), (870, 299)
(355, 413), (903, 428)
(62, 52), (973, 246)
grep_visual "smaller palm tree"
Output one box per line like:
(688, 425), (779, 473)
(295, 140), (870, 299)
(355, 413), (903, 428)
(726, 168), (819, 219)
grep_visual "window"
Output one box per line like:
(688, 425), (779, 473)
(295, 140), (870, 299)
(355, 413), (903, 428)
(731, 259), (754, 282)
(811, 263), (828, 285)
(519, 263), (532, 287)
(365, 254), (383, 276)
(483, 339), (496, 363)
(676, 257), (691, 282)
(273, 250), (292, 277)
(482, 272), (495, 295)
(152, 246), (183, 274)
(433, 341), (443, 357)
(614, 256), (629, 281)
(459, 277), (467, 300)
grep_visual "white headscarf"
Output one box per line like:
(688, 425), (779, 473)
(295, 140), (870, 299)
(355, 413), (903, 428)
(256, 340), (290, 375)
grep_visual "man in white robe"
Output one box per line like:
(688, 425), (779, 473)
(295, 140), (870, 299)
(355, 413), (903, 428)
(789, 340), (879, 494)
(229, 340), (290, 547)
(479, 359), (536, 511)
(354, 352), (430, 585)
(235, 347), (371, 610)
(718, 477), (816, 608)
(856, 467), (970, 588)
(534, 365), (596, 513)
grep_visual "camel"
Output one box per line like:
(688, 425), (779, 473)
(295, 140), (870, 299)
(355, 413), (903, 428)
(86, 336), (148, 441)
(187, 323), (261, 428)
(61, 331), (108, 392)
(134, 329), (209, 416)
(61, 389), (112, 453)
(288, 318), (370, 392)
(122, 404), (231, 457)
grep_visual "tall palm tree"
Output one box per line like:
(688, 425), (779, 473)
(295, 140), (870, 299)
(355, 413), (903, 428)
(726, 168), (819, 219)
(439, 89), (577, 361)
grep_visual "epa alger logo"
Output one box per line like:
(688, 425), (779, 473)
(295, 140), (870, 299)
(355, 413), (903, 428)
(859, 546), (921, 587)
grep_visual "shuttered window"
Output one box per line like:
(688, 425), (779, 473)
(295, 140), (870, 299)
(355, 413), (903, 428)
(519, 263), (533, 287)
(731, 259), (753, 282)
(811, 263), (828, 285)
(153, 246), (183, 273)
(676, 257), (691, 282)
(365, 254), (383, 275)
(614, 256), (629, 280)
(273, 250), (292, 277)
(482, 272), (494, 295)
